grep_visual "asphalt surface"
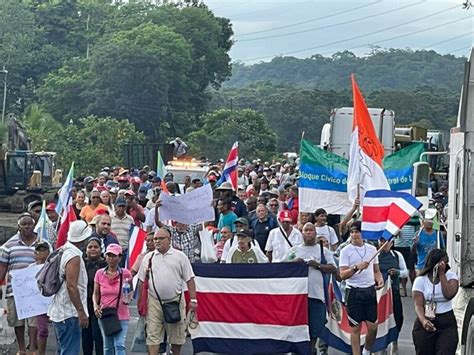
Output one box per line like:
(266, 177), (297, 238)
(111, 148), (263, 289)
(43, 291), (417, 354)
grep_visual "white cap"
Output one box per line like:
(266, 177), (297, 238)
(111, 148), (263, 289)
(67, 220), (92, 243)
(424, 208), (437, 220)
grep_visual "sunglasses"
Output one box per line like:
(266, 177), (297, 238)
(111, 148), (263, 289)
(91, 196), (101, 199)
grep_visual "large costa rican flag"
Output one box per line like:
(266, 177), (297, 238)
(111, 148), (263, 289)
(347, 75), (390, 202)
(362, 189), (422, 240)
(191, 263), (311, 355)
(321, 275), (398, 352)
(216, 141), (238, 191)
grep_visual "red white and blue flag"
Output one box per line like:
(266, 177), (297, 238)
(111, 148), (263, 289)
(191, 263), (311, 355)
(347, 75), (390, 202)
(362, 189), (422, 240)
(216, 141), (238, 191)
(321, 275), (399, 352)
(128, 225), (147, 270)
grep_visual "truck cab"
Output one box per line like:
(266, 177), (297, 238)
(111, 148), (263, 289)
(446, 48), (474, 355)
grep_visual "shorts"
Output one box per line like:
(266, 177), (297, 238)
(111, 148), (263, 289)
(308, 298), (327, 339)
(345, 286), (377, 327)
(6, 297), (37, 328)
(146, 294), (186, 346)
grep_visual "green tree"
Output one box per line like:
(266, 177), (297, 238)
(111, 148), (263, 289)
(31, 115), (145, 175)
(188, 109), (277, 160)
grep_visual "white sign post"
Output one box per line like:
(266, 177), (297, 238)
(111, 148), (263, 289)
(10, 265), (53, 320)
(159, 184), (215, 225)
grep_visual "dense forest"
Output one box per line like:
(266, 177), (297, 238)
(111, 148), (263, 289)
(0, 1), (467, 170)
(215, 49), (465, 152)
(227, 49), (466, 91)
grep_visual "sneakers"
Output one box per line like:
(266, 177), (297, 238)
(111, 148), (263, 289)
(362, 348), (371, 355)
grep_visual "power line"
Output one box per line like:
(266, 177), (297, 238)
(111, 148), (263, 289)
(317, 16), (471, 57)
(237, 1), (428, 42)
(449, 46), (472, 53)
(422, 32), (474, 49)
(237, 1), (381, 37)
(238, 10), (470, 62)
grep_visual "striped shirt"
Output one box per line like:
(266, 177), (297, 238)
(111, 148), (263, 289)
(110, 213), (134, 249)
(0, 233), (38, 297)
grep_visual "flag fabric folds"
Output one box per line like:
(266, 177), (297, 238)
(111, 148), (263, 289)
(56, 204), (77, 248)
(347, 75), (390, 202)
(299, 139), (353, 214)
(216, 141), (238, 191)
(299, 139), (424, 214)
(34, 201), (49, 242)
(55, 162), (74, 217)
(362, 189), (423, 240)
(54, 162), (76, 248)
(191, 263), (311, 355)
(321, 275), (399, 353)
(128, 225), (146, 270)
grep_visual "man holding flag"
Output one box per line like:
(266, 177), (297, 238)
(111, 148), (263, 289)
(339, 221), (384, 355)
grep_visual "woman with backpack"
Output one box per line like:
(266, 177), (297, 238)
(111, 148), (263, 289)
(93, 244), (132, 355)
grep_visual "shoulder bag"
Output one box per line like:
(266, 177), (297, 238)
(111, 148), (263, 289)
(100, 271), (123, 336)
(149, 258), (182, 323)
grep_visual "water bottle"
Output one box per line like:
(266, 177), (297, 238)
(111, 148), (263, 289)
(289, 251), (296, 261)
(122, 279), (132, 305)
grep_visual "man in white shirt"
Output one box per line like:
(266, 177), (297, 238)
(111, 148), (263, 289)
(48, 220), (91, 354)
(284, 222), (336, 352)
(339, 222), (384, 355)
(265, 210), (303, 262)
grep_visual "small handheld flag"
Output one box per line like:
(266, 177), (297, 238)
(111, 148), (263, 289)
(216, 141), (238, 191)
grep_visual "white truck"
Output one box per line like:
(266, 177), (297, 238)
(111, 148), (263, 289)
(445, 48), (474, 354)
(320, 107), (395, 159)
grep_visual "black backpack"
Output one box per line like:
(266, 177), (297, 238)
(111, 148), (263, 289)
(36, 248), (65, 297)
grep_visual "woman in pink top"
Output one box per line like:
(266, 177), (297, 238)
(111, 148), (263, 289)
(93, 244), (132, 355)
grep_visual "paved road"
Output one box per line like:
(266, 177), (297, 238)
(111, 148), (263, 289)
(44, 292), (417, 354)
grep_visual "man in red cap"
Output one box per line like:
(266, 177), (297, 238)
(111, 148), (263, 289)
(46, 203), (59, 226)
(265, 210), (303, 262)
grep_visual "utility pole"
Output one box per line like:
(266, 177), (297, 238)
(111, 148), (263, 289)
(1, 66), (7, 125)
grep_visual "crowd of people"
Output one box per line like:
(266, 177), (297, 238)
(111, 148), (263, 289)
(0, 159), (459, 355)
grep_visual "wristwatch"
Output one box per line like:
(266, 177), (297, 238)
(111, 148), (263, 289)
(352, 265), (358, 272)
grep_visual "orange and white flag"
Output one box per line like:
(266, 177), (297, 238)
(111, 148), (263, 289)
(347, 75), (390, 202)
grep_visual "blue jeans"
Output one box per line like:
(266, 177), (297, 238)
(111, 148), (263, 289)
(98, 319), (129, 355)
(53, 317), (81, 355)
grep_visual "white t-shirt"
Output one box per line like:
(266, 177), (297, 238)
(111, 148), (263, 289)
(412, 271), (458, 314)
(316, 225), (339, 246)
(283, 244), (335, 301)
(265, 227), (303, 262)
(339, 243), (378, 288)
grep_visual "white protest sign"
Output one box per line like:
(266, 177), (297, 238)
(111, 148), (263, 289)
(10, 264), (53, 320)
(159, 184), (215, 225)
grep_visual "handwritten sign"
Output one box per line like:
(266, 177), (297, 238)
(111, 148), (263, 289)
(159, 184), (215, 225)
(10, 265), (52, 320)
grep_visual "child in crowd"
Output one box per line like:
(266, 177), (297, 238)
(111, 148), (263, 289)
(34, 241), (51, 355)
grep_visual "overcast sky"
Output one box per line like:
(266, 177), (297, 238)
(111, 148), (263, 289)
(203, 0), (473, 64)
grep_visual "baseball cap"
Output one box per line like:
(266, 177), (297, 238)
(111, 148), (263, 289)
(35, 241), (51, 251)
(424, 208), (437, 220)
(27, 200), (42, 212)
(105, 244), (123, 256)
(234, 217), (249, 226)
(46, 202), (56, 211)
(207, 175), (217, 182)
(115, 197), (127, 207)
(124, 190), (135, 196)
(236, 228), (252, 238)
(278, 210), (292, 222)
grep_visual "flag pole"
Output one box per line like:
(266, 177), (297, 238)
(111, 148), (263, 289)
(356, 183), (361, 215)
